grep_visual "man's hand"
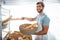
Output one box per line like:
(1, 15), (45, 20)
(2, 15), (12, 23)
(21, 17), (36, 21)
(21, 17), (26, 20)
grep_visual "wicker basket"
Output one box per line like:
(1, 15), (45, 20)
(19, 24), (38, 35)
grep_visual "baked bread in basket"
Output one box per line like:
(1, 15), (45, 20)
(19, 23), (38, 35)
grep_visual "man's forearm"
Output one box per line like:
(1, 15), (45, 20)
(11, 17), (36, 21)
(25, 17), (36, 21)
(11, 18), (23, 20)
(35, 30), (47, 35)
(35, 26), (49, 35)
(2, 18), (10, 23)
(2, 16), (12, 23)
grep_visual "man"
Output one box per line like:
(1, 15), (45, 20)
(2, 16), (12, 29)
(21, 2), (50, 40)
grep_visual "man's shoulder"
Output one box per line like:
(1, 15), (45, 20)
(43, 14), (50, 21)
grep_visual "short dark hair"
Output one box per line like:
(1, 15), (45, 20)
(36, 2), (44, 7)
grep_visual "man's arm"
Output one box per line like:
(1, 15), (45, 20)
(23, 17), (36, 21)
(11, 18), (24, 20)
(11, 17), (36, 21)
(35, 17), (50, 35)
(35, 26), (49, 35)
(2, 16), (12, 23)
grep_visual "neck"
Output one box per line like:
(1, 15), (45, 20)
(39, 11), (43, 16)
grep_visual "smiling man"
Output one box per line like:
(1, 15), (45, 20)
(21, 2), (50, 40)
(11, 2), (50, 40)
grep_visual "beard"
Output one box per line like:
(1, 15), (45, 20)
(37, 9), (43, 13)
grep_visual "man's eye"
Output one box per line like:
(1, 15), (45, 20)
(37, 6), (41, 7)
(39, 6), (41, 7)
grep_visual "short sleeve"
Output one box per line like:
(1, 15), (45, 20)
(35, 16), (37, 19)
(35, 15), (39, 19)
(42, 17), (50, 27)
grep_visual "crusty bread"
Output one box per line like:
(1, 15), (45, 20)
(5, 31), (32, 40)
(19, 24), (38, 34)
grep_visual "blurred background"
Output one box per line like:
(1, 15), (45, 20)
(1, 0), (60, 40)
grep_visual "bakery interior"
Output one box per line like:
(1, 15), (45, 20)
(1, 0), (60, 40)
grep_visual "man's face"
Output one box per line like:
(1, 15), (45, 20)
(37, 4), (43, 13)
